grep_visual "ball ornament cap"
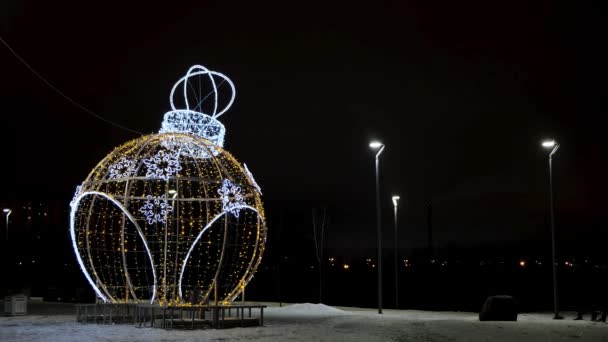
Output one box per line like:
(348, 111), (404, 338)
(159, 65), (236, 152)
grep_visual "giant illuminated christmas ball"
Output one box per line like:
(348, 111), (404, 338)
(70, 65), (266, 305)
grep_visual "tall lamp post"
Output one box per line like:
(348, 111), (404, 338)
(392, 195), (400, 309)
(542, 139), (562, 320)
(3, 208), (11, 241)
(369, 141), (385, 314)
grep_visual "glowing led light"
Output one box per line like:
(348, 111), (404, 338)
(542, 140), (556, 148)
(108, 156), (137, 179)
(243, 163), (262, 195)
(178, 204), (261, 299)
(369, 141), (383, 149)
(143, 149), (182, 180)
(139, 195), (174, 225)
(71, 190), (158, 304)
(160, 135), (219, 159)
(218, 179), (246, 217)
(160, 110), (226, 149)
(70, 185), (82, 208)
(177, 211), (225, 299)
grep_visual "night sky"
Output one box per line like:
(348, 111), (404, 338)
(1, 1), (605, 255)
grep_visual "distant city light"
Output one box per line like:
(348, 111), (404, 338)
(519, 260), (526, 267)
(343, 264), (350, 270)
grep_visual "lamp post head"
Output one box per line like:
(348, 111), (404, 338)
(542, 139), (560, 156)
(3, 208), (10, 213)
(369, 141), (383, 149)
(369, 141), (385, 157)
(542, 140), (557, 148)
(392, 195), (400, 207)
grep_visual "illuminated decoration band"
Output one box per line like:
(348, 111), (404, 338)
(243, 163), (262, 195)
(70, 65), (266, 306)
(159, 65), (236, 152)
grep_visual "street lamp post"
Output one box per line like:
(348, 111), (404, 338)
(542, 139), (562, 320)
(392, 195), (400, 309)
(3, 208), (11, 241)
(369, 141), (385, 314)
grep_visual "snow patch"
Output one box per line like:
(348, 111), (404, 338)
(2, 309), (608, 342)
(270, 303), (349, 315)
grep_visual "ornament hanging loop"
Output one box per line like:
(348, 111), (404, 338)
(169, 65), (236, 119)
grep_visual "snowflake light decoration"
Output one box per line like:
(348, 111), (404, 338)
(143, 149), (182, 180)
(70, 65), (267, 307)
(108, 156), (137, 179)
(139, 195), (173, 225)
(218, 179), (246, 217)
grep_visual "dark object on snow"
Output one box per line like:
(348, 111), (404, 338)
(479, 295), (517, 321)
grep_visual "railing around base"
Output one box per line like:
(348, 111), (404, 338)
(76, 303), (266, 329)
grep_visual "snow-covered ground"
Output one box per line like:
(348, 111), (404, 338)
(1, 303), (607, 342)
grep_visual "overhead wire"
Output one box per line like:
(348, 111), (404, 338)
(1, 36), (229, 136)
(0, 35), (144, 135)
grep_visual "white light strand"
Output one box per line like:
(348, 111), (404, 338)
(243, 163), (262, 195)
(178, 204), (261, 299)
(169, 65), (236, 119)
(70, 191), (158, 304)
(70, 185), (83, 208)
